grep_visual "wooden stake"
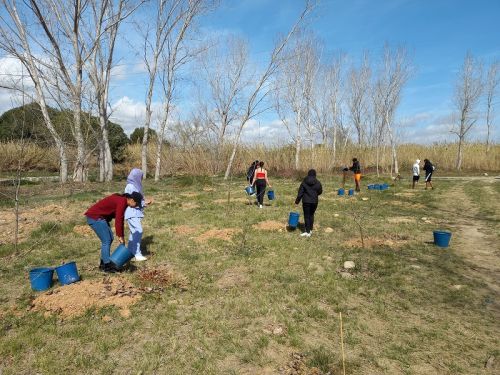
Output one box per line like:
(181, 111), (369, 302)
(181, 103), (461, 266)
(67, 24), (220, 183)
(339, 312), (346, 375)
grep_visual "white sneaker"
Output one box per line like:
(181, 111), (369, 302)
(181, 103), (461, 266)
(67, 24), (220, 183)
(133, 254), (147, 262)
(259, 205), (263, 209)
(300, 232), (311, 237)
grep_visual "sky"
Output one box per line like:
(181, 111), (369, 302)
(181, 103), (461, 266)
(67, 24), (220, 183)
(1, 0), (499, 145)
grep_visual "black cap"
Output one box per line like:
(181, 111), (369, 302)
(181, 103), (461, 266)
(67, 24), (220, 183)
(130, 192), (143, 208)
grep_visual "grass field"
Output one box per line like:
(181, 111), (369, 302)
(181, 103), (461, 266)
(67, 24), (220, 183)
(0, 174), (499, 374)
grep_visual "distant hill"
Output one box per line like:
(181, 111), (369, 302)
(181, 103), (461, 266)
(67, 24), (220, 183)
(0, 103), (129, 162)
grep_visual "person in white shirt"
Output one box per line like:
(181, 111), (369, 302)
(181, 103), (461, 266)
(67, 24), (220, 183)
(412, 159), (420, 189)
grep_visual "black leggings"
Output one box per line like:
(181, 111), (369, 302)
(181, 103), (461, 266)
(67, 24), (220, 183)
(255, 179), (266, 205)
(303, 202), (318, 232)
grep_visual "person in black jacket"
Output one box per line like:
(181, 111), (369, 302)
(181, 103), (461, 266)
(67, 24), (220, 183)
(423, 159), (434, 190)
(246, 160), (259, 186)
(295, 169), (323, 237)
(349, 158), (361, 192)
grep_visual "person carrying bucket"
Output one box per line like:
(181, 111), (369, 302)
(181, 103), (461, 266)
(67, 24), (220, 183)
(124, 168), (153, 262)
(252, 161), (272, 209)
(246, 160), (259, 186)
(412, 159), (420, 189)
(423, 159), (434, 190)
(84, 192), (143, 273)
(295, 169), (322, 237)
(349, 158), (361, 192)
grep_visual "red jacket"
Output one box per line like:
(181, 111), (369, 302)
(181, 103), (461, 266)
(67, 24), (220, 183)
(84, 194), (128, 237)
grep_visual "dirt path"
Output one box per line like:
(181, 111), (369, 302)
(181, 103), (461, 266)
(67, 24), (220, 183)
(437, 181), (500, 300)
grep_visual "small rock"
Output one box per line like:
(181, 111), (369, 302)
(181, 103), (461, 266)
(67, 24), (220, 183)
(272, 326), (284, 335)
(410, 265), (421, 269)
(484, 173), (488, 177)
(451, 285), (463, 290)
(324, 227), (334, 233)
(485, 356), (495, 369)
(333, 214), (340, 217)
(343, 261), (356, 269)
(361, 197), (369, 201)
(102, 315), (113, 322)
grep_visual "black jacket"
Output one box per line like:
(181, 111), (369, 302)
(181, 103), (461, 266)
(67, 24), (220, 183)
(423, 160), (434, 174)
(295, 176), (323, 204)
(349, 160), (361, 173)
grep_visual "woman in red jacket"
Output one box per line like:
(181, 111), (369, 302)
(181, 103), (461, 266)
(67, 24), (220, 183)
(84, 192), (142, 273)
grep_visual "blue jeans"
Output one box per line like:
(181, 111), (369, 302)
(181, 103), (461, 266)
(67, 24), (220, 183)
(86, 217), (113, 264)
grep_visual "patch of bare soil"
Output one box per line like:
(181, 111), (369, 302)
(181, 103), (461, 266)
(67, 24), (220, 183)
(387, 216), (416, 224)
(31, 277), (141, 319)
(0, 203), (79, 245)
(73, 224), (93, 237)
(395, 192), (416, 197)
(181, 202), (199, 210)
(253, 220), (285, 231)
(195, 228), (242, 243)
(137, 265), (189, 291)
(180, 192), (199, 197)
(202, 187), (215, 192)
(343, 234), (410, 249)
(279, 352), (329, 375)
(216, 266), (249, 289)
(172, 224), (200, 236)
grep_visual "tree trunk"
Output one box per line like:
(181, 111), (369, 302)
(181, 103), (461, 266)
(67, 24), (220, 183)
(98, 141), (105, 182)
(142, 98), (153, 177)
(295, 136), (301, 170)
(456, 136), (463, 171)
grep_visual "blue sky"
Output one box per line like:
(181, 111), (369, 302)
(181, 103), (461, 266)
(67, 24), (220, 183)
(1, 0), (499, 144)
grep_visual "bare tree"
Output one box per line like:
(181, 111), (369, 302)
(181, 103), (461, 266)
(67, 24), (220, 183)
(347, 53), (371, 146)
(452, 53), (483, 171)
(484, 60), (499, 153)
(372, 45), (412, 176)
(87, 0), (141, 182)
(275, 34), (319, 170)
(0, 0), (69, 182)
(197, 36), (249, 173)
(153, 0), (213, 181)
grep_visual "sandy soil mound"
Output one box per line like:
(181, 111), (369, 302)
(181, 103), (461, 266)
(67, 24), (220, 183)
(1, 203), (85, 245)
(216, 266), (249, 289)
(195, 228), (242, 243)
(252, 220), (285, 231)
(279, 352), (326, 374)
(73, 224), (94, 236)
(343, 234), (410, 249)
(137, 265), (189, 290)
(31, 277), (141, 319)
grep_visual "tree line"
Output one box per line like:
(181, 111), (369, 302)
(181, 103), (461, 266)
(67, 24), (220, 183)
(0, 0), (497, 183)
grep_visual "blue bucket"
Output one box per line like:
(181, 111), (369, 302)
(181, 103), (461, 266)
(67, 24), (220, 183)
(267, 190), (275, 200)
(373, 184), (380, 190)
(55, 262), (80, 285)
(245, 186), (255, 195)
(367, 184), (374, 190)
(348, 189), (354, 196)
(288, 212), (300, 228)
(433, 231), (452, 248)
(381, 183), (389, 190)
(338, 188), (345, 196)
(110, 244), (134, 268)
(29, 267), (54, 291)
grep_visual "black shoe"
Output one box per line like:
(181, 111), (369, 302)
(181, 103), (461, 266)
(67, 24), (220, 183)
(102, 262), (119, 273)
(99, 260), (105, 271)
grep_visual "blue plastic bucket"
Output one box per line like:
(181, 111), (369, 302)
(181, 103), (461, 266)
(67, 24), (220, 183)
(267, 190), (275, 200)
(381, 183), (389, 190)
(367, 184), (374, 190)
(288, 212), (300, 228)
(55, 262), (80, 285)
(433, 231), (452, 248)
(373, 184), (380, 190)
(348, 189), (354, 196)
(110, 244), (134, 268)
(29, 267), (54, 291)
(338, 188), (345, 196)
(245, 186), (255, 195)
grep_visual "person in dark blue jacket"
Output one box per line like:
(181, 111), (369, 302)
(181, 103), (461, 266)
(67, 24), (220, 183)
(295, 169), (323, 237)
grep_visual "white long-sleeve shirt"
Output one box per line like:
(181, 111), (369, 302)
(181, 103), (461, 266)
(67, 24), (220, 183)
(413, 163), (420, 176)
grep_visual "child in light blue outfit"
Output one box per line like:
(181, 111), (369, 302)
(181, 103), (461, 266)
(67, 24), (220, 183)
(124, 168), (152, 261)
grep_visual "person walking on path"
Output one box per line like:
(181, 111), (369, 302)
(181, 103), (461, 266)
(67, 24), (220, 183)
(295, 169), (323, 237)
(349, 158), (362, 192)
(124, 168), (153, 262)
(85, 192), (143, 273)
(423, 159), (434, 190)
(253, 161), (272, 208)
(412, 159), (420, 189)
(246, 160), (259, 186)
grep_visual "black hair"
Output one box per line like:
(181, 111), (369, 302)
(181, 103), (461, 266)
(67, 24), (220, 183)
(259, 161), (264, 168)
(307, 169), (316, 177)
(352, 158), (358, 162)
